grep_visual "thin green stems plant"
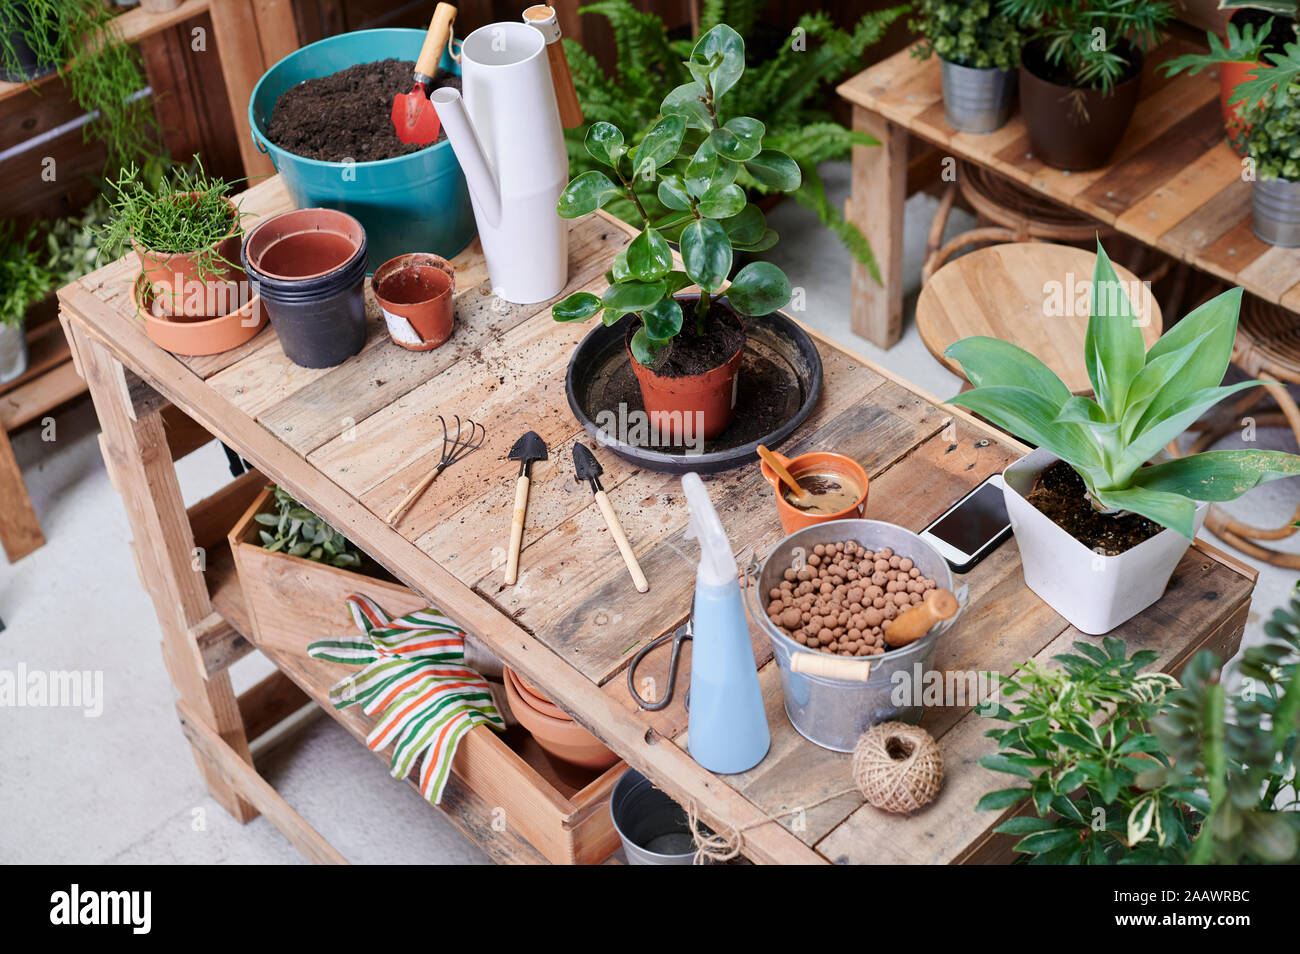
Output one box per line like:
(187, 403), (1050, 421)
(0, 222), (56, 329)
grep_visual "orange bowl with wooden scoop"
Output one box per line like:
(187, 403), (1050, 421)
(758, 445), (869, 534)
(391, 3), (457, 145)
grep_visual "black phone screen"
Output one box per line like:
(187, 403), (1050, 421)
(929, 480), (1010, 555)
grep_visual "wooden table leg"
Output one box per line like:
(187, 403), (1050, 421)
(207, 0), (292, 180)
(70, 321), (258, 823)
(0, 426), (44, 562)
(848, 104), (908, 349)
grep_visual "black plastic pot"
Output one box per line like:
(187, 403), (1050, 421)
(1, 2), (58, 83)
(1019, 38), (1143, 171)
(241, 209), (369, 369)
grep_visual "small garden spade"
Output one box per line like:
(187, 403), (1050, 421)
(574, 443), (648, 593)
(505, 430), (547, 585)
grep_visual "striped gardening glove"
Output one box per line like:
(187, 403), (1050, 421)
(308, 595), (505, 804)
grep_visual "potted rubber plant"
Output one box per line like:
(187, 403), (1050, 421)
(98, 158), (247, 321)
(1231, 37), (1300, 245)
(910, 0), (1024, 133)
(0, 223), (55, 385)
(551, 24), (801, 441)
(999, 0), (1174, 169)
(945, 241), (1300, 634)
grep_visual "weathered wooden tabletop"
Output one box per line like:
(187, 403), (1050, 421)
(60, 175), (1256, 864)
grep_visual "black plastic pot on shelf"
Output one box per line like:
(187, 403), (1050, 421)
(0, 2), (59, 83)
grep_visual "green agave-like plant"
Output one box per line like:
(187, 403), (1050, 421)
(945, 241), (1300, 538)
(256, 485), (362, 569)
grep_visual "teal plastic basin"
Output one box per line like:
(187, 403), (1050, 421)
(248, 28), (476, 272)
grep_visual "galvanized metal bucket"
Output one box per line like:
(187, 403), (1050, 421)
(1252, 177), (1300, 248)
(609, 769), (700, 865)
(940, 58), (1015, 134)
(747, 520), (966, 752)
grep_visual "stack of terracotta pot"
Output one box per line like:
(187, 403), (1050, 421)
(503, 667), (618, 771)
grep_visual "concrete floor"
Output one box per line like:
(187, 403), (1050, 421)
(2, 161), (1296, 864)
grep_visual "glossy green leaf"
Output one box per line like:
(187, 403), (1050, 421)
(1128, 450), (1300, 502)
(689, 24), (745, 99)
(1092, 485), (1199, 539)
(709, 117), (764, 161)
(685, 139), (739, 197)
(744, 149), (802, 192)
(630, 326), (670, 368)
(725, 261), (790, 316)
(641, 296), (683, 341)
(1117, 380), (1268, 478)
(626, 227), (673, 281)
(1085, 240), (1147, 418)
(552, 291), (602, 322)
(660, 83), (711, 129)
(680, 218), (731, 292)
(584, 122), (627, 168)
(976, 788), (1030, 811)
(632, 115), (687, 179)
(948, 385), (1101, 472)
(732, 229), (778, 253)
(721, 204), (765, 245)
(601, 280), (667, 320)
(945, 336), (1072, 408)
(696, 182), (746, 218)
(608, 249), (634, 284)
(557, 170), (621, 218)
(663, 270), (693, 296)
(657, 174), (692, 212)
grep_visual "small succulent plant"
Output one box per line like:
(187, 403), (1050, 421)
(255, 485), (362, 568)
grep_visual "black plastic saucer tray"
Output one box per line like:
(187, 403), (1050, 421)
(565, 310), (823, 475)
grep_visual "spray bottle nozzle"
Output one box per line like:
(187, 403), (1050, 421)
(682, 472), (737, 587)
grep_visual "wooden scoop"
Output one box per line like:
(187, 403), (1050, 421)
(757, 444), (811, 506)
(391, 3), (457, 145)
(886, 589), (959, 648)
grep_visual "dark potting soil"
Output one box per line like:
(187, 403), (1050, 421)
(267, 59), (461, 163)
(1025, 460), (1162, 556)
(646, 302), (746, 378)
(1022, 38), (1141, 90)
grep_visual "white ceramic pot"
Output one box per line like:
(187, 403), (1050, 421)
(1002, 447), (1208, 635)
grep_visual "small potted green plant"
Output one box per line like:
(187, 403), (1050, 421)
(0, 223), (55, 385)
(0, 1), (58, 82)
(945, 241), (1300, 634)
(910, 0), (1024, 133)
(1231, 37), (1300, 246)
(551, 24), (801, 441)
(98, 158), (247, 322)
(999, 0), (1173, 169)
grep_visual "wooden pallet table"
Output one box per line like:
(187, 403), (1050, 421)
(838, 35), (1295, 349)
(58, 175), (1257, 864)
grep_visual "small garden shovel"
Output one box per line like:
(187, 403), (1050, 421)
(574, 443), (649, 593)
(391, 2), (457, 145)
(505, 430), (547, 585)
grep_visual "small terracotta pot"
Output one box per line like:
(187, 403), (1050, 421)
(132, 273), (267, 357)
(503, 668), (619, 771)
(627, 301), (744, 443)
(504, 667), (569, 721)
(134, 195), (244, 320)
(1018, 39), (1143, 171)
(759, 450), (869, 535)
(373, 253), (456, 351)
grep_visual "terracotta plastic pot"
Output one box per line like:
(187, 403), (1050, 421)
(134, 195), (244, 320)
(1018, 39), (1143, 171)
(1221, 58), (1262, 152)
(627, 300), (744, 443)
(758, 450), (869, 534)
(373, 253), (456, 351)
(504, 667), (569, 721)
(132, 273), (267, 357)
(503, 668), (619, 771)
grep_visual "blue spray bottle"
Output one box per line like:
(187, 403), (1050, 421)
(681, 472), (770, 774)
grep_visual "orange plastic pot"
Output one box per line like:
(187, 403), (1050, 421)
(759, 450), (869, 535)
(627, 306), (744, 443)
(134, 195), (244, 320)
(133, 273), (267, 357)
(373, 253), (456, 351)
(503, 668), (619, 771)
(1221, 59), (1265, 154)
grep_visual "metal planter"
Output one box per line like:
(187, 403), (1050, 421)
(1252, 177), (1300, 248)
(940, 58), (1015, 134)
(0, 321), (28, 385)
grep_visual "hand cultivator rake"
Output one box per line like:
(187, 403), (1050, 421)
(385, 414), (485, 524)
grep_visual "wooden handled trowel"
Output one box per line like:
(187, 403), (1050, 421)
(505, 430), (547, 585)
(391, 2), (457, 145)
(574, 442), (648, 593)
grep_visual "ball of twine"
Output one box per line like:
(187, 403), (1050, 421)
(851, 721), (943, 814)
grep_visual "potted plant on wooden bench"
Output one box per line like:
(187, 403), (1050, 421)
(551, 23), (802, 441)
(910, 0), (1024, 133)
(1229, 36), (1300, 246)
(945, 241), (1300, 634)
(0, 223), (55, 385)
(999, 0), (1173, 170)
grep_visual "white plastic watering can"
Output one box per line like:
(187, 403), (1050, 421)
(431, 21), (569, 305)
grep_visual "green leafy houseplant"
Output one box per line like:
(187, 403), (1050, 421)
(998, 0), (1173, 93)
(945, 241), (1300, 538)
(560, 0), (907, 277)
(1232, 38), (1300, 180)
(910, 0), (1024, 71)
(977, 638), (1201, 863)
(551, 24), (800, 371)
(255, 485), (362, 569)
(0, 222), (55, 330)
(1161, 16), (1279, 78)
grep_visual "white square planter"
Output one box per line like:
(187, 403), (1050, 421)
(1002, 448), (1208, 635)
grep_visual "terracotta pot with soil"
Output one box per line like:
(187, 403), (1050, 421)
(133, 273), (267, 357)
(1002, 447), (1208, 635)
(627, 296), (745, 443)
(1018, 38), (1143, 171)
(135, 195), (245, 320)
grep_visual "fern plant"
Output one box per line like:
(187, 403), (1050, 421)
(561, 0), (908, 280)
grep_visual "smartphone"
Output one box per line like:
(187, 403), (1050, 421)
(918, 475), (1012, 574)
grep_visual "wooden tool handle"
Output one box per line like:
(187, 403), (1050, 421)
(790, 652), (872, 682)
(505, 474), (530, 585)
(594, 489), (648, 593)
(886, 589), (959, 648)
(545, 40), (583, 128)
(386, 467), (442, 524)
(415, 3), (457, 80)
(756, 444), (806, 501)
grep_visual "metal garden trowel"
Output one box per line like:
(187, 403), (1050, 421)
(505, 430), (548, 585)
(391, 2), (457, 146)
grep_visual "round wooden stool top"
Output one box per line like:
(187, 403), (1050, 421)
(917, 243), (1163, 395)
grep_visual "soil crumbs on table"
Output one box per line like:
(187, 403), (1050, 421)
(267, 59), (461, 163)
(1026, 460), (1162, 555)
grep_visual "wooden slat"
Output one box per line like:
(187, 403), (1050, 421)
(238, 669), (312, 742)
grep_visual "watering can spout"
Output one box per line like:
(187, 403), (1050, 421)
(431, 87), (502, 229)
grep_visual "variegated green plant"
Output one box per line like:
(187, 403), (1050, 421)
(255, 485), (362, 569)
(945, 241), (1300, 538)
